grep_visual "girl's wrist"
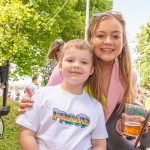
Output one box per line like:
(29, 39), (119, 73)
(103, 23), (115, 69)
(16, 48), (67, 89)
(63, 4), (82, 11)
(116, 119), (124, 136)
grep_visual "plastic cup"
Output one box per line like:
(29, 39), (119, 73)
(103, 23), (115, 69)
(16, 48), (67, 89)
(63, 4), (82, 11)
(123, 103), (146, 137)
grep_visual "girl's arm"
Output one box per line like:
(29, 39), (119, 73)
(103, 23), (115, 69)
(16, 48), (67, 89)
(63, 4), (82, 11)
(92, 139), (106, 150)
(20, 126), (38, 150)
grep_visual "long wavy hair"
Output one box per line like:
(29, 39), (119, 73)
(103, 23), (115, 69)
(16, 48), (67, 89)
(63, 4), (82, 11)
(87, 11), (134, 115)
(45, 39), (65, 62)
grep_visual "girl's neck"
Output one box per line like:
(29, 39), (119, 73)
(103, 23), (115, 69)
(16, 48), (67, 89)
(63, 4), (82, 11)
(99, 60), (114, 96)
(60, 82), (83, 95)
(100, 60), (114, 73)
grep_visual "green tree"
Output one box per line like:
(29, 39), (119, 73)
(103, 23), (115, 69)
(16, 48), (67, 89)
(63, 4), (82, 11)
(0, 0), (112, 79)
(135, 21), (150, 88)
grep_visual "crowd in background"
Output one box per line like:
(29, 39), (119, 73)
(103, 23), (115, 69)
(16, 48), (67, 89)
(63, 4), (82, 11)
(0, 76), (40, 102)
(136, 87), (150, 106)
(7, 86), (27, 101)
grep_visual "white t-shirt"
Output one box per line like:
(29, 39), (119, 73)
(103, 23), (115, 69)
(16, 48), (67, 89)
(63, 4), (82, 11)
(16, 85), (108, 150)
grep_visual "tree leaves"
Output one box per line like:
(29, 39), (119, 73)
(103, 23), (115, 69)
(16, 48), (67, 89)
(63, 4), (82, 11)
(0, 0), (113, 79)
(135, 21), (150, 88)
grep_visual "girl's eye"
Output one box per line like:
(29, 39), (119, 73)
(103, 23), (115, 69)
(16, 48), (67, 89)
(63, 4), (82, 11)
(81, 61), (88, 64)
(113, 35), (120, 39)
(97, 34), (104, 38)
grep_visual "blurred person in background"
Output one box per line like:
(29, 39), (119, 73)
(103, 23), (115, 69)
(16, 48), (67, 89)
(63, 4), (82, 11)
(42, 39), (65, 86)
(25, 76), (38, 98)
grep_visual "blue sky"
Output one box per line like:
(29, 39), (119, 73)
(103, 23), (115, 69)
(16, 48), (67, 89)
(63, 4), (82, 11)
(113, 0), (150, 60)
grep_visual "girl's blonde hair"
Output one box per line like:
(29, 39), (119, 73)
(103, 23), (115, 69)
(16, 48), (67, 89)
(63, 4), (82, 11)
(45, 39), (65, 62)
(87, 11), (134, 115)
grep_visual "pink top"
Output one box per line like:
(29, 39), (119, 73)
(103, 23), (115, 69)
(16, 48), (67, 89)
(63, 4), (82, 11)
(105, 58), (137, 122)
(47, 58), (138, 123)
(46, 63), (63, 86)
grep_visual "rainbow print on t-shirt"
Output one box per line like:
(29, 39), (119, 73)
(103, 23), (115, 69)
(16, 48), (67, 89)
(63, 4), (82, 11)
(52, 108), (90, 128)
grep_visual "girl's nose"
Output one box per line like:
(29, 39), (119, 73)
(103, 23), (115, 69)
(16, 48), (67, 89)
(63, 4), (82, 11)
(104, 36), (113, 45)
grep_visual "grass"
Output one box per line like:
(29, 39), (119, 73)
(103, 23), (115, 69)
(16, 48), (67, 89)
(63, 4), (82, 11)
(0, 99), (21, 150)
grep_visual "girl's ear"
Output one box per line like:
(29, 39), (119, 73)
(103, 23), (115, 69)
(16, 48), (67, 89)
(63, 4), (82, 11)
(58, 62), (62, 69)
(90, 67), (94, 75)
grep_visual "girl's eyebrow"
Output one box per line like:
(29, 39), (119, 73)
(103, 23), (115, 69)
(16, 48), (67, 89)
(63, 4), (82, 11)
(96, 30), (121, 33)
(96, 31), (105, 33)
(112, 30), (122, 33)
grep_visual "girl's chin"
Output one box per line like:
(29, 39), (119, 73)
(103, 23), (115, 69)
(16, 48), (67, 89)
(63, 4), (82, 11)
(100, 57), (115, 63)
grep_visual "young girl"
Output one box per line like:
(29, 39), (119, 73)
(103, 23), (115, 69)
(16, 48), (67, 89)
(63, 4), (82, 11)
(16, 39), (108, 150)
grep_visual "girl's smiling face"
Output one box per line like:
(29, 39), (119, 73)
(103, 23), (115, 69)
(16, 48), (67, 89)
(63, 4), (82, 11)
(92, 17), (124, 63)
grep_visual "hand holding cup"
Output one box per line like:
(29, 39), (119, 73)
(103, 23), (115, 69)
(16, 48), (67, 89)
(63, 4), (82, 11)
(122, 103), (146, 137)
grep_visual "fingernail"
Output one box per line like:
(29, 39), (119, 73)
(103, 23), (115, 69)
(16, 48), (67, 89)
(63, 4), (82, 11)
(29, 103), (33, 106)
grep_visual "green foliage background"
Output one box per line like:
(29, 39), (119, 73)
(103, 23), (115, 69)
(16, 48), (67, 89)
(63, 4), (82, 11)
(0, 100), (21, 150)
(0, 0), (113, 80)
(135, 21), (150, 88)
